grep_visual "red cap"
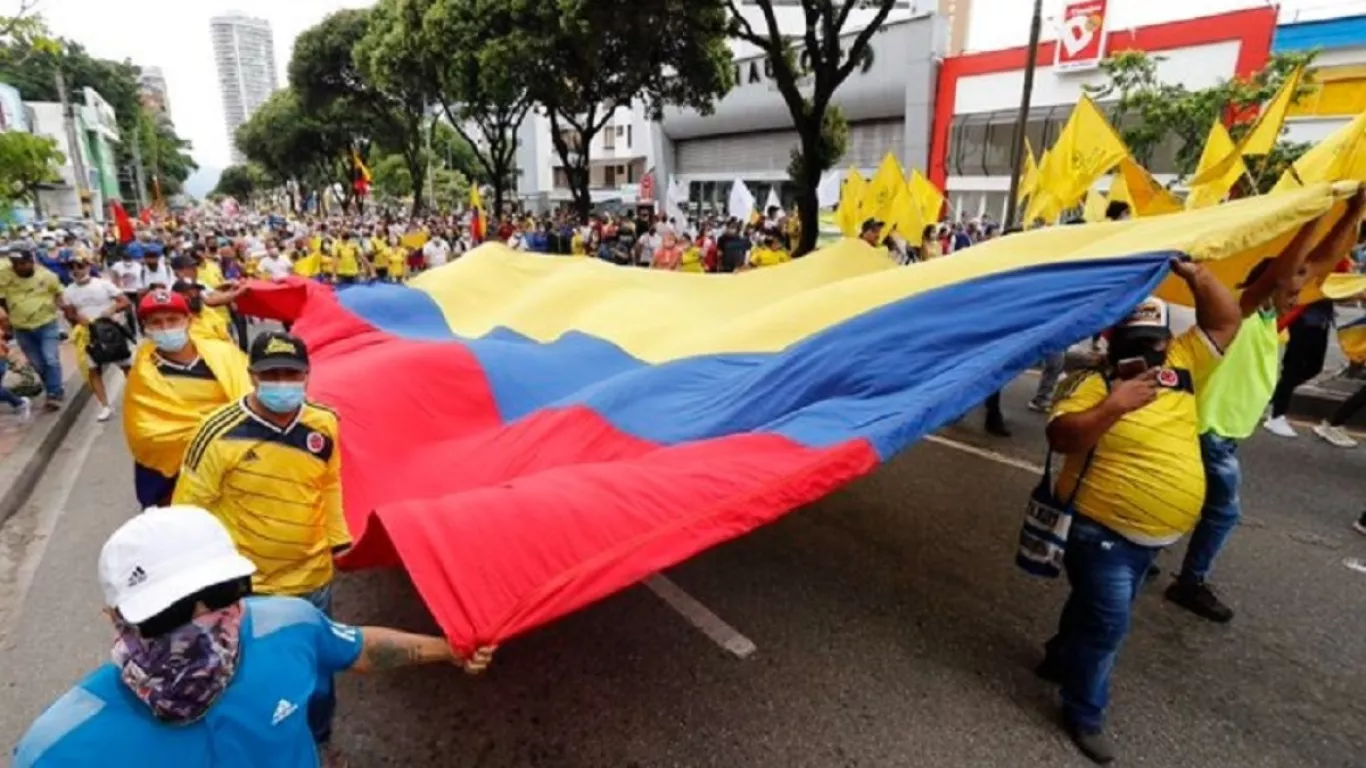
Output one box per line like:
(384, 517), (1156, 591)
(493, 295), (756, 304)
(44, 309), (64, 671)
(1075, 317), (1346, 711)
(137, 289), (190, 320)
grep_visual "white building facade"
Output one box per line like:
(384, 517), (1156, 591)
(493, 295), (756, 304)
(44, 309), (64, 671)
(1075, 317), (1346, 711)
(211, 12), (278, 165)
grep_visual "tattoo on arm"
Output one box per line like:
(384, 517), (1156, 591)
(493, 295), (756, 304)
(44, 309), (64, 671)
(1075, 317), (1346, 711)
(361, 638), (422, 672)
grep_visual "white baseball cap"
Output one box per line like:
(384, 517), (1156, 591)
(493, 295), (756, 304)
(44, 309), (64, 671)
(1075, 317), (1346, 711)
(1118, 297), (1172, 339)
(98, 506), (256, 624)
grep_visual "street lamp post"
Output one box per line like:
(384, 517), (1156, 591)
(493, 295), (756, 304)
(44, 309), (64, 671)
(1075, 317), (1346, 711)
(1004, 0), (1045, 228)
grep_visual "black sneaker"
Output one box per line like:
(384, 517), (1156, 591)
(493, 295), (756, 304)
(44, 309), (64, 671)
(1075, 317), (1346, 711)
(1165, 580), (1234, 623)
(985, 416), (1012, 438)
(1065, 722), (1117, 765)
(1354, 512), (1366, 537)
(1145, 564), (1162, 583)
(1034, 655), (1064, 684)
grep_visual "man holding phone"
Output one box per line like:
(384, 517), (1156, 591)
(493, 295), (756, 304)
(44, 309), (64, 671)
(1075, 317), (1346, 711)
(1038, 259), (1241, 764)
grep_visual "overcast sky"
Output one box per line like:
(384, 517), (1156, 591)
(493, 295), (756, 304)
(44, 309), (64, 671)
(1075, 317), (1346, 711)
(18, 0), (1358, 190)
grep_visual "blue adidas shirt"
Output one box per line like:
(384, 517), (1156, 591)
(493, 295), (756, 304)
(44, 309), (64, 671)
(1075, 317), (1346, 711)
(13, 597), (363, 767)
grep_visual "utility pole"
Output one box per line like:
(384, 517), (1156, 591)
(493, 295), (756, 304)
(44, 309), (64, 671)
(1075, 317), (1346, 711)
(1004, 0), (1044, 228)
(54, 68), (91, 218)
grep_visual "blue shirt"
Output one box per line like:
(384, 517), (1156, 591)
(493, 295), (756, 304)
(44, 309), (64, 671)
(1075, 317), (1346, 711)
(13, 597), (364, 767)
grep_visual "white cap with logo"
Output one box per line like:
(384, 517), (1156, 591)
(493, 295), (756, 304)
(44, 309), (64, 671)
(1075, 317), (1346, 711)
(98, 506), (257, 624)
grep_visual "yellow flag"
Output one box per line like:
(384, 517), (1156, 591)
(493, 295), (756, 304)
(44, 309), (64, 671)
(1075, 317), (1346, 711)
(907, 169), (944, 228)
(1108, 172), (1130, 205)
(1120, 158), (1184, 217)
(1273, 110), (1366, 192)
(1190, 67), (1305, 186)
(835, 168), (867, 237)
(866, 153), (905, 224)
(1083, 190), (1108, 223)
(1187, 120), (1248, 209)
(1038, 96), (1130, 210)
(1242, 65), (1304, 157)
(1018, 138), (1040, 203)
(884, 178), (925, 246)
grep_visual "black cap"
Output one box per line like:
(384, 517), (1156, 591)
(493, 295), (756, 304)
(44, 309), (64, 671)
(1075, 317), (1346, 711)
(249, 331), (310, 374)
(861, 218), (885, 233)
(170, 255), (197, 271)
(7, 248), (33, 261)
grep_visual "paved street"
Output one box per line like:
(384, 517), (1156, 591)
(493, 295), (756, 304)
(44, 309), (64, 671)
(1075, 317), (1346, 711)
(2, 374), (1364, 768)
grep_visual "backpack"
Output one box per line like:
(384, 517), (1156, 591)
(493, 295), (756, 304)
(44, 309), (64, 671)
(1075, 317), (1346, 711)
(87, 318), (133, 365)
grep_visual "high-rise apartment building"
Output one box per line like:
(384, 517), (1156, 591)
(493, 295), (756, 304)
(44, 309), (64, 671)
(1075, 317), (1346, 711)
(138, 66), (171, 117)
(211, 11), (278, 164)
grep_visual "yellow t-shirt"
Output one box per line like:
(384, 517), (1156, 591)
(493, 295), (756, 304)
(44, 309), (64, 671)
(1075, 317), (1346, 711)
(749, 247), (790, 268)
(0, 268), (62, 330)
(319, 253), (336, 276)
(293, 252), (322, 278)
(1051, 327), (1222, 545)
(571, 234), (587, 256)
(199, 260), (225, 289)
(386, 247), (408, 278)
(334, 242), (361, 277)
(679, 246), (705, 273)
(174, 399), (348, 596)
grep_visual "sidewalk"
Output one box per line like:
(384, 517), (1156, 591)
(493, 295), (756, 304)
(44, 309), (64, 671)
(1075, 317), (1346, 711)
(0, 343), (92, 525)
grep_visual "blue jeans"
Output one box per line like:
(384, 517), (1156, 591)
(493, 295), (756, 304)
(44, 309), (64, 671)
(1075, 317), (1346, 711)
(300, 583), (337, 744)
(1179, 433), (1241, 584)
(14, 321), (63, 399)
(1044, 517), (1160, 733)
(0, 359), (22, 409)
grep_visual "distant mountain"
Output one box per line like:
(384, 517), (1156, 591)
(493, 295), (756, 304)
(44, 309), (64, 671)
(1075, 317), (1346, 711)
(184, 165), (222, 199)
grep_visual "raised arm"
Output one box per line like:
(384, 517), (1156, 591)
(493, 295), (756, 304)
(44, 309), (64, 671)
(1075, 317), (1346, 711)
(1173, 259), (1240, 351)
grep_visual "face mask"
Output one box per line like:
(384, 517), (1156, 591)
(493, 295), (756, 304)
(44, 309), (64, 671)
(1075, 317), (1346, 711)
(1108, 332), (1167, 372)
(112, 602), (243, 724)
(148, 327), (190, 353)
(257, 381), (306, 413)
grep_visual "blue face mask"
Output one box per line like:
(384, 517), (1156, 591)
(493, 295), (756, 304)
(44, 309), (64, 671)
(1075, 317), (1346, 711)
(147, 328), (189, 353)
(256, 382), (306, 414)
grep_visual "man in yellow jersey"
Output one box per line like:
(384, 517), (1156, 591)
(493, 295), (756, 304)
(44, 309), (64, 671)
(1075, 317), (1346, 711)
(124, 290), (253, 508)
(1037, 260), (1240, 765)
(172, 330), (349, 760)
(330, 232), (365, 284)
(746, 234), (790, 269)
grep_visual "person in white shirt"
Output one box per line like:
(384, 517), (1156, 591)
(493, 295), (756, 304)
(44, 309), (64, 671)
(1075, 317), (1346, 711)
(255, 247), (294, 281)
(423, 235), (452, 268)
(108, 250), (145, 331)
(140, 250), (174, 291)
(62, 260), (132, 421)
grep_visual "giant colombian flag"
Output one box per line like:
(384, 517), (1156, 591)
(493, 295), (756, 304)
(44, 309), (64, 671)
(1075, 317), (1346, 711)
(238, 183), (1354, 655)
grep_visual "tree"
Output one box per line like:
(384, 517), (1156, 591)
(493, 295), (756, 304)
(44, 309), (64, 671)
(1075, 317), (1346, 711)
(727, 0), (898, 256)
(298, 4), (430, 217)
(0, 130), (63, 217)
(370, 152), (413, 201)
(1086, 50), (1318, 193)
(422, 0), (530, 217)
(235, 89), (367, 211)
(213, 164), (265, 201)
(499, 0), (734, 221)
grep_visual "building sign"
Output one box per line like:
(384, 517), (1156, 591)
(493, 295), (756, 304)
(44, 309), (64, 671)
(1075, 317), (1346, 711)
(732, 46), (876, 92)
(1055, 0), (1109, 72)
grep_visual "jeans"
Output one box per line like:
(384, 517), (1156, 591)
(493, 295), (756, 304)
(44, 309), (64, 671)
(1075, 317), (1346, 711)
(0, 359), (23, 409)
(1179, 433), (1241, 584)
(14, 321), (63, 399)
(1032, 352), (1067, 406)
(1043, 516), (1160, 733)
(300, 583), (337, 744)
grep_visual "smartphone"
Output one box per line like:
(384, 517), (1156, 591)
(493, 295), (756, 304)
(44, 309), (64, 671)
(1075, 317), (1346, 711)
(1116, 357), (1149, 379)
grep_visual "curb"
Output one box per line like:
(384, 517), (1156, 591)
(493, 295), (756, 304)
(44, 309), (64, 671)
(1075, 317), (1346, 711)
(1288, 385), (1366, 429)
(0, 376), (93, 527)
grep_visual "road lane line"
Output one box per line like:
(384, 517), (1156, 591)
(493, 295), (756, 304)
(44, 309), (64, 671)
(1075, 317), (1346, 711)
(923, 434), (1043, 475)
(645, 575), (757, 658)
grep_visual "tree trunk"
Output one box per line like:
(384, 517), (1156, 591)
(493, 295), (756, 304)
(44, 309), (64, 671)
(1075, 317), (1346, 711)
(408, 155), (427, 218)
(794, 130), (822, 257)
(571, 164), (591, 223)
(30, 187), (42, 219)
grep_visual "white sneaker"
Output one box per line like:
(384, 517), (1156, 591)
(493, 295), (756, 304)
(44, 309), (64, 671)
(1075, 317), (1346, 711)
(1313, 421), (1358, 448)
(96, 405), (113, 422)
(16, 397), (31, 423)
(1263, 416), (1298, 438)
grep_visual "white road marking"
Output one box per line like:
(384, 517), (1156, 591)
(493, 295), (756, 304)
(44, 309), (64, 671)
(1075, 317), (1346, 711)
(923, 434), (1043, 475)
(645, 575), (757, 659)
(1342, 557), (1366, 576)
(0, 381), (120, 643)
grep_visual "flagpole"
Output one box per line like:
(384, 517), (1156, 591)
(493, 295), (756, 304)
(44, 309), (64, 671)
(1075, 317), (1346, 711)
(1005, 0), (1045, 228)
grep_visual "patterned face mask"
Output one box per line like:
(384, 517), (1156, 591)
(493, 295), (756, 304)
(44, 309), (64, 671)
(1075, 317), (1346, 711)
(112, 602), (244, 724)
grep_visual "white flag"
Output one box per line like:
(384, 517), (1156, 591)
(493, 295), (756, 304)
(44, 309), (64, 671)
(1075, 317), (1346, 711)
(728, 179), (755, 223)
(817, 170), (842, 208)
(666, 176), (689, 235)
(764, 186), (782, 215)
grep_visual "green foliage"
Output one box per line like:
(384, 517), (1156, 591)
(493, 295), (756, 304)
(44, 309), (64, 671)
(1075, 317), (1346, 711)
(496, 0), (736, 219)
(370, 153), (413, 201)
(1084, 49), (1318, 179)
(235, 89), (360, 196)
(212, 164), (266, 201)
(728, 0), (900, 255)
(0, 130), (63, 215)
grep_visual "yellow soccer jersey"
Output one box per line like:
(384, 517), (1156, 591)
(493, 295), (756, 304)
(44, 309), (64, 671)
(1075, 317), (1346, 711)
(173, 398), (350, 596)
